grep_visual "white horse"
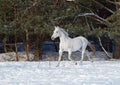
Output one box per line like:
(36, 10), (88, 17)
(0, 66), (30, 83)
(51, 26), (95, 66)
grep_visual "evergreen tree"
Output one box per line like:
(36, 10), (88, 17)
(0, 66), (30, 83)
(0, 0), (120, 60)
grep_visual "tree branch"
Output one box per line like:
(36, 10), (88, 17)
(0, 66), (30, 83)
(90, 22), (112, 59)
(108, 0), (120, 11)
(98, 37), (112, 59)
(23, 1), (38, 16)
(83, 15), (112, 59)
(75, 13), (111, 26)
(108, 1), (120, 5)
(92, 0), (114, 14)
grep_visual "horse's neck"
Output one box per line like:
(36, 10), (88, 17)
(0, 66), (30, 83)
(59, 35), (70, 43)
(59, 31), (70, 42)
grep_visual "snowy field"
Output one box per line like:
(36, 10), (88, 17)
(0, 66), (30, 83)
(0, 61), (120, 85)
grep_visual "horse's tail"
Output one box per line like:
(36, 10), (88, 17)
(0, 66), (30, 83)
(88, 42), (96, 56)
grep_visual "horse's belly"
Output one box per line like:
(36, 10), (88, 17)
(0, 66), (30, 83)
(61, 45), (69, 51)
(72, 45), (81, 51)
(60, 42), (72, 51)
(61, 43), (81, 52)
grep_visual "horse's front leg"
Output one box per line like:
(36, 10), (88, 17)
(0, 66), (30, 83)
(56, 50), (63, 67)
(68, 50), (77, 65)
(68, 49), (72, 61)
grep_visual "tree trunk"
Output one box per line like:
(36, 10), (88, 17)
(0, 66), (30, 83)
(113, 37), (120, 59)
(15, 32), (19, 61)
(34, 34), (42, 61)
(25, 29), (30, 61)
(3, 36), (7, 53)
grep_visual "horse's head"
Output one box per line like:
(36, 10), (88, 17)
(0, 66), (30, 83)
(51, 26), (60, 40)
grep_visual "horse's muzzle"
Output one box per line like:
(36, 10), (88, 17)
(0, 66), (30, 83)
(51, 37), (55, 40)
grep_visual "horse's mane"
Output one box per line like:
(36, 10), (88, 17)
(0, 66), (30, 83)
(58, 27), (69, 37)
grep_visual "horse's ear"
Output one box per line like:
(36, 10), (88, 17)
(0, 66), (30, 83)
(54, 26), (57, 29)
(57, 26), (59, 28)
(55, 26), (59, 29)
(57, 26), (60, 28)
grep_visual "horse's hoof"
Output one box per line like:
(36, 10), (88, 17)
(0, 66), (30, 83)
(75, 62), (77, 65)
(56, 65), (59, 67)
(91, 60), (94, 63)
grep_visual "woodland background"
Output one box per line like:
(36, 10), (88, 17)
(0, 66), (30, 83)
(0, 0), (120, 61)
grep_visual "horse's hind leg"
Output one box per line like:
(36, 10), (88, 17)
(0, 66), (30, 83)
(80, 50), (85, 65)
(80, 44), (87, 65)
(85, 50), (93, 62)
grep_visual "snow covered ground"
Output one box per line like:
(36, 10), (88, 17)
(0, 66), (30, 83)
(0, 61), (120, 85)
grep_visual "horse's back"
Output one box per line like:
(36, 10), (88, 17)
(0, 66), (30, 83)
(68, 36), (88, 51)
(74, 36), (89, 44)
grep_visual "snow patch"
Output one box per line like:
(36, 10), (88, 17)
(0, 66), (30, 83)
(0, 52), (34, 61)
(0, 61), (120, 85)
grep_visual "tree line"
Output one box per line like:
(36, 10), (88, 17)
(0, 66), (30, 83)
(0, 0), (120, 60)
